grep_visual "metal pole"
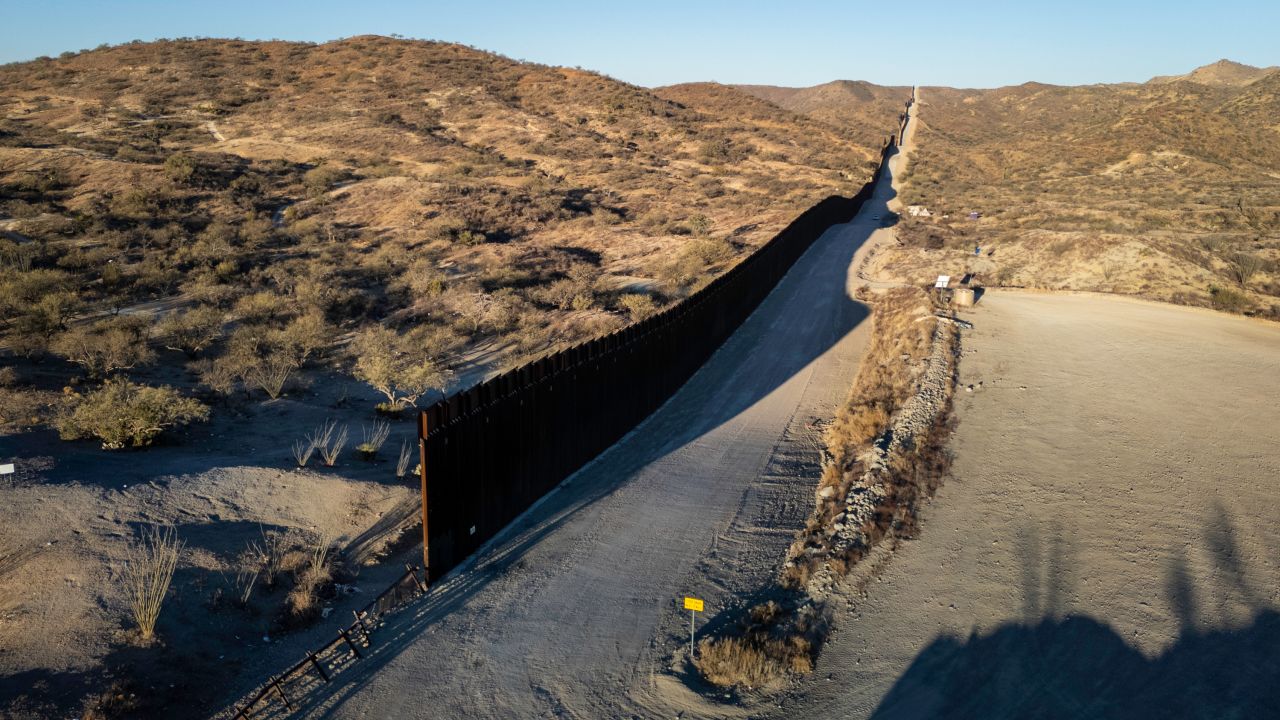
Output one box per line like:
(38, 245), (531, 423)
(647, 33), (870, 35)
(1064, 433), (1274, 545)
(690, 609), (695, 660)
(418, 411), (430, 579)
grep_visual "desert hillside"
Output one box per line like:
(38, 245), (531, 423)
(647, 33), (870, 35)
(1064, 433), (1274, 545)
(736, 80), (913, 154)
(0, 36), (909, 719)
(1150, 58), (1279, 86)
(0, 35), (902, 429)
(872, 63), (1280, 317)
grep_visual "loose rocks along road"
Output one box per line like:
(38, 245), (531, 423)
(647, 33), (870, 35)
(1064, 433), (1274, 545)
(291, 142), (913, 718)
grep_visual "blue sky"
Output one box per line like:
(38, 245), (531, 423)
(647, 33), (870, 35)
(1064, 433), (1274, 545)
(3, 0), (1278, 88)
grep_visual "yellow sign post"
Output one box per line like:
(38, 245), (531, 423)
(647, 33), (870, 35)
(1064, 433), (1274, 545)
(683, 597), (704, 658)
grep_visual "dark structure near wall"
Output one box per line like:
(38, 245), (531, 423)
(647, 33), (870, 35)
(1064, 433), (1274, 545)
(418, 113), (909, 583)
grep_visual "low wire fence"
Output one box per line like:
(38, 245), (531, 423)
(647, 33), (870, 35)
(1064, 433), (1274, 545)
(229, 565), (427, 719)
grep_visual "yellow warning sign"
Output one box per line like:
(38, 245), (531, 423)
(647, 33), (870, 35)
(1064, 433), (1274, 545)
(683, 597), (704, 612)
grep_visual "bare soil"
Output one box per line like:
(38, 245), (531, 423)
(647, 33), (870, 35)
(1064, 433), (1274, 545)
(769, 291), (1280, 718)
(0, 373), (420, 718)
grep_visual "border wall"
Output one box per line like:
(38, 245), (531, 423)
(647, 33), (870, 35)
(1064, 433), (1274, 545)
(418, 117), (909, 583)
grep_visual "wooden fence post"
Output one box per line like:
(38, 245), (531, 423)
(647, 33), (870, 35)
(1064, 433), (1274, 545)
(406, 563), (427, 594)
(307, 651), (331, 683)
(271, 676), (293, 711)
(339, 627), (364, 659)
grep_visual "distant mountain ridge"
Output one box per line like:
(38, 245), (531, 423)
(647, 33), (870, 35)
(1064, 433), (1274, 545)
(1149, 59), (1279, 87)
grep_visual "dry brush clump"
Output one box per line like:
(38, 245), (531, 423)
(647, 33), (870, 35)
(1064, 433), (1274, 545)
(118, 526), (184, 643)
(357, 420), (391, 459)
(396, 438), (415, 478)
(694, 599), (826, 690)
(55, 378), (209, 449)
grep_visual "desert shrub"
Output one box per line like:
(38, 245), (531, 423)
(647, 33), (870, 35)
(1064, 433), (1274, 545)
(310, 419), (348, 467)
(56, 378), (209, 449)
(156, 306), (224, 357)
(396, 438), (415, 478)
(273, 312), (330, 366)
(699, 134), (751, 165)
(1209, 285), (1249, 313)
(291, 437), (315, 467)
(118, 526), (183, 642)
(162, 153), (197, 184)
(211, 323), (318, 399)
(619, 292), (658, 320)
(286, 532), (332, 620)
(1229, 252), (1263, 288)
(687, 214), (712, 238)
(357, 420), (391, 459)
(695, 177), (726, 198)
(303, 163), (347, 197)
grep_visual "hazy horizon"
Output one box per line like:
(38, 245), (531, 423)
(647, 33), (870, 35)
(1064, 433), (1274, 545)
(3, 0), (1279, 89)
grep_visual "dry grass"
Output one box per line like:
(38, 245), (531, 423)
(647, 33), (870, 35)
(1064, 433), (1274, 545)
(285, 531), (332, 621)
(118, 526), (183, 642)
(694, 600), (822, 689)
(781, 287), (939, 588)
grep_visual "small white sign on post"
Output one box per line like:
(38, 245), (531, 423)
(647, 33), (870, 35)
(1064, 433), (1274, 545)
(0, 464), (14, 475)
(935, 275), (951, 289)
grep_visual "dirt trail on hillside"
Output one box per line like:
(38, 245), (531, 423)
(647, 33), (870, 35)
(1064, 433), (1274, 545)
(769, 292), (1280, 718)
(272, 124), (915, 720)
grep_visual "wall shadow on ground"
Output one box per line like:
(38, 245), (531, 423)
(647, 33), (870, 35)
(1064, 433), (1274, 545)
(241, 149), (906, 719)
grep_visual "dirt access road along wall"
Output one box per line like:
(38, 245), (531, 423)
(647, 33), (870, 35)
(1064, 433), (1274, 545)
(417, 126), (907, 584)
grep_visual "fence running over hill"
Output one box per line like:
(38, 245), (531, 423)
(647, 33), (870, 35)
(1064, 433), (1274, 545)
(417, 111), (911, 583)
(223, 103), (912, 719)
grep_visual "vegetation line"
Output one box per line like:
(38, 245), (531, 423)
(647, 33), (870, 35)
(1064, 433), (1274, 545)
(694, 287), (960, 690)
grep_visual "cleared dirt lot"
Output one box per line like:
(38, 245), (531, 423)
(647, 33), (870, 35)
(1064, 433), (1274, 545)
(774, 291), (1280, 719)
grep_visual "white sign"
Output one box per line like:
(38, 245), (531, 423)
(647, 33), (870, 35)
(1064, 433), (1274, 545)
(0, 464), (14, 475)
(935, 275), (951, 289)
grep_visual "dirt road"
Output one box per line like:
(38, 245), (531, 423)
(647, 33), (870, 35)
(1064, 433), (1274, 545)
(282, 123), (914, 720)
(771, 291), (1280, 718)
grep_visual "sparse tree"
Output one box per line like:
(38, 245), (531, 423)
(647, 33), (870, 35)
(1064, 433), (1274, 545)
(51, 318), (154, 378)
(352, 325), (450, 411)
